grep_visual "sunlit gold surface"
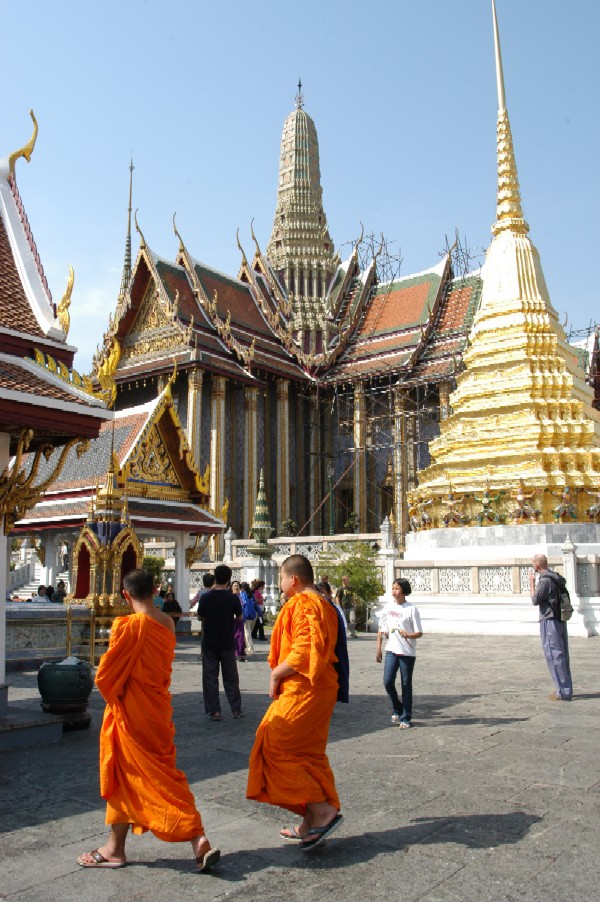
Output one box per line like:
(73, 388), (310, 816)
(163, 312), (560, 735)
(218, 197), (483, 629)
(408, 1), (600, 529)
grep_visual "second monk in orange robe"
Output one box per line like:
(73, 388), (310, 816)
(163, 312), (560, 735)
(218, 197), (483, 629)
(247, 554), (344, 849)
(77, 568), (220, 872)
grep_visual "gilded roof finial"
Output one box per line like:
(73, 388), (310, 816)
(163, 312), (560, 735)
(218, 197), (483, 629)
(295, 78), (304, 110)
(57, 264), (74, 335)
(172, 212), (185, 253)
(134, 208), (146, 249)
(490, 0), (529, 238)
(236, 227), (248, 265)
(250, 218), (262, 258)
(8, 110), (38, 177)
(118, 160), (134, 300)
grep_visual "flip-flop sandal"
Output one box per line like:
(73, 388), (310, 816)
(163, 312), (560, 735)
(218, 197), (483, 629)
(77, 850), (127, 869)
(301, 813), (344, 851)
(280, 825), (303, 841)
(197, 847), (221, 872)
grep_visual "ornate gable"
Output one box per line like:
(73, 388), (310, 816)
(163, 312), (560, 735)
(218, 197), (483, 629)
(127, 424), (179, 489)
(119, 379), (209, 504)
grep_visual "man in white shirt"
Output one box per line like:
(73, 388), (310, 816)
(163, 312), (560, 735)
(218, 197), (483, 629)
(376, 578), (423, 728)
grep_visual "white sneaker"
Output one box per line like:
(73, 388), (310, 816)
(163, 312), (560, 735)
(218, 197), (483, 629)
(391, 714), (401, 724)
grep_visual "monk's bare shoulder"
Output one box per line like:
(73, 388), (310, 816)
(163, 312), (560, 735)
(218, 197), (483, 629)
(153, 610), (176, 634)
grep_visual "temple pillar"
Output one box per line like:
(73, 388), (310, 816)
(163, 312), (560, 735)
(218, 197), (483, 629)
(186, 369), (203, 467)
(393, 387), (409, 544)
(295, 391), (306, 531)
(0, 432), (9, 712)
(309, 393), (321, 535)
(244, 386), (258, 537)
(174, 532), (190, 610)
(353, 382), (367, 532)
(210, 376), (227, 559)
(41, 532), (58, 588)
(276, 379), (290, 530)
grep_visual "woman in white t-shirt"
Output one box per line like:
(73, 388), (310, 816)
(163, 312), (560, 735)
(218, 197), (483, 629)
(376, 578), (423, 728)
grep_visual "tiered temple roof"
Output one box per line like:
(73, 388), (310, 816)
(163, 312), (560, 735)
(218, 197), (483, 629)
(0, 113), (110, 450)
(14, 381), (223, 535)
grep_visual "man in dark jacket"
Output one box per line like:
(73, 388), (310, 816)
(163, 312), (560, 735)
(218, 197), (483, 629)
(530, 554), (573, 700)
(197, 564), (243, 720)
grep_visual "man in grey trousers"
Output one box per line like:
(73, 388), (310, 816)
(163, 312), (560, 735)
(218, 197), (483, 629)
(530, 554), (573, 701)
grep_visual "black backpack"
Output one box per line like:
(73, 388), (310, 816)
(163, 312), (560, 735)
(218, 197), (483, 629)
(557, 584), (574, 622)
(547, 574), (573, 622)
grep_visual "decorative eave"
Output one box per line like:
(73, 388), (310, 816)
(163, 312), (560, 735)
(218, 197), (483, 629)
(118, 373), (210, 502)
(0, 112), (71, 348)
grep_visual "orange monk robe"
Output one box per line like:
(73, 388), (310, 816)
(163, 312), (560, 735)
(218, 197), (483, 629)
(246, 591), (340, 816)
(95, 612), (203, 841)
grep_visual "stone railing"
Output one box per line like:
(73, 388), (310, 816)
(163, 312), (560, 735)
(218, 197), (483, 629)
(8, 560), (36, 592)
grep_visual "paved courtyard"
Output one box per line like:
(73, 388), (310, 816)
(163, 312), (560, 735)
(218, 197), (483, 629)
(1, 632), (598, 901)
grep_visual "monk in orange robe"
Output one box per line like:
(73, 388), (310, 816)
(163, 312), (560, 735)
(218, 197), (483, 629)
(77, 568), (220, 872)
(247, 554), (344, 849)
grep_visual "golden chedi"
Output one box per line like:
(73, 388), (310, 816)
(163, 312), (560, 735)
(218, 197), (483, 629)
(409, 0), (600, 530)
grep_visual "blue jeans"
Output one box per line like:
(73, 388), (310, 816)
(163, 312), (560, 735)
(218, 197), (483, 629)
(383, 651), (415, 723)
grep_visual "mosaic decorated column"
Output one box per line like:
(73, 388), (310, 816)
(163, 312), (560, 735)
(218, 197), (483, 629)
(244, 386), (258, 537)
(353, 382), (367, 532)
(393, 387), (409, 544)
(309, 393), (321, 535)
(210, 376), (227, 559)
(0, 432), (9, 710)
(174, 532), (190, 611)
(276, 379), (290, 531)
(186, 369), (203, 467)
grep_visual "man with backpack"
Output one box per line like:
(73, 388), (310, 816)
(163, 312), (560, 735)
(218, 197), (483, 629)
(530, 554), (573, 701)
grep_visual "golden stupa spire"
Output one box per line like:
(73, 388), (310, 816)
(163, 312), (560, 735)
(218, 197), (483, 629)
(406, 0), (600, 530)
(491, 0), (528, 237)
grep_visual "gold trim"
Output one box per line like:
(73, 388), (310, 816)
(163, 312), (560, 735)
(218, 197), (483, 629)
(0, 430), (89, 533)
(8, 110), (38, 177)
(57, 265), (74, 335)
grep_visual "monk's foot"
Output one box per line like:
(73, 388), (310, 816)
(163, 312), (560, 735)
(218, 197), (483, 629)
(280, 819), (311, 841)
(300, 813), (344, 850)
(305, 802), (339, 831)
(193, 835), (221, 872)
(77, 848), (126, 869)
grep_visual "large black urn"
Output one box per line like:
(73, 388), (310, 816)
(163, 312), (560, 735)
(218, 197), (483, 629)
(37, 658), (94, 731)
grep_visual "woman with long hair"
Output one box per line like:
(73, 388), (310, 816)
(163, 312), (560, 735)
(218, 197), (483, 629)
(231, 580), (246, 661)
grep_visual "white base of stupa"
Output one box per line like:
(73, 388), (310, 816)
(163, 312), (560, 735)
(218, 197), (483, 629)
(404, 522), (600, 561)
(393, 523), (600, 638)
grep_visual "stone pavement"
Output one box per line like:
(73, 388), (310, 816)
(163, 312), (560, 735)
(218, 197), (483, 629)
(1, 632), (598, 901)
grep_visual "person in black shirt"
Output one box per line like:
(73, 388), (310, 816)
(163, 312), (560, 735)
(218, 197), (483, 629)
(197, 564), (243, 720)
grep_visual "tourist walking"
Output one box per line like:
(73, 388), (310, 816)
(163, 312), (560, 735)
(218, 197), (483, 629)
(230, 580), (246, 660)
(376, 578), (423, 728)
(76, 568), (220, 872)
(197, 564), (243, 720)
(530, 554), (573, 700)
(336, 575), (356, 637)
(251, 579), (267, 641)
(240, 581), (259, 655)
(247, 554), (346, 849)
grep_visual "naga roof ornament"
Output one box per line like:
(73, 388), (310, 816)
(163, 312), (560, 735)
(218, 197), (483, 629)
(8, 110), (38, 177)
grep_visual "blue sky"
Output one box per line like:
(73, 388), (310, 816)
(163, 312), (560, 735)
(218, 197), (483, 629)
(1, 0), (598, 371)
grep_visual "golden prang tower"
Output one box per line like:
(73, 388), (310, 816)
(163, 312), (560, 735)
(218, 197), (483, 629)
(409, 0), (600, 529)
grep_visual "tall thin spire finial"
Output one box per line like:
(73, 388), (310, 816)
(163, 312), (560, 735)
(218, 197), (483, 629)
(295, 78), (304, 110)
(491, 0), (506, 110)
(118, 160), (135, 300)
(490, 0), (528, 237)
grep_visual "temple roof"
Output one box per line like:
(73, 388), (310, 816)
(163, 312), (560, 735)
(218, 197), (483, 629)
(324, 260), (465, 383)
(12, 384), (223, 534)
(0, 116), (110, 453)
